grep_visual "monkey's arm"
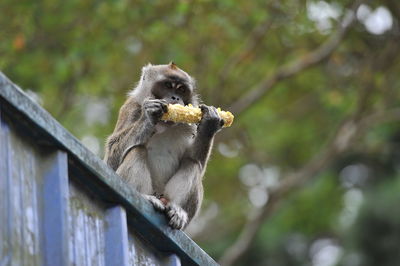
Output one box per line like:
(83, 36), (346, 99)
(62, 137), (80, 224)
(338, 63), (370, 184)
(189, 105), (224, 166)
(104, 99), (167, 170)
(162, 105), (223, 229)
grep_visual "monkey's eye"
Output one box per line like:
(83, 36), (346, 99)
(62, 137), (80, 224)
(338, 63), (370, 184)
(177, 85), (186, 94)
(164, 81), (173, 89)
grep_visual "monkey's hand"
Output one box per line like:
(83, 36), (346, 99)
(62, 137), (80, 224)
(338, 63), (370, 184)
(143, 99), (168, 125)
(166, 203), (188, 230)
(198, 105), (225, 137)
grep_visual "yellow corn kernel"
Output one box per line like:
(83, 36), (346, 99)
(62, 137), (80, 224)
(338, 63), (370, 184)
(161, 104), (234, 127)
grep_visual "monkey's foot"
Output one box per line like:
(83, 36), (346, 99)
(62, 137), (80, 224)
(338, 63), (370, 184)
(144, 195), (166, 212)
(166, 203), (188, 230)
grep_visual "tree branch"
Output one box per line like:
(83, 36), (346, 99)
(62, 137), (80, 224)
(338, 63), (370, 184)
(218, 115), (355, 265)
(219, 102), (400, 266)
(219, 6), (368, 263)
(218, 105), (400, 266)
(228, 2), (360, 115)
(218, 18), (273, 86)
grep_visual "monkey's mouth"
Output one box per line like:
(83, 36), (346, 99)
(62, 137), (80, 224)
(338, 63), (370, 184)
(160, 120), (175, 126)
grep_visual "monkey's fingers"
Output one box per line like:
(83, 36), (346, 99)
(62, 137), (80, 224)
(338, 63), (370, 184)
(166, 203), (188, 230)
(144, 99), (168, 113)
(161, 104), (234, 127)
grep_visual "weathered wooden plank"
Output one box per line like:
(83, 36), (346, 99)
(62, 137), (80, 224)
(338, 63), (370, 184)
(0, 108), (13, 266)
(105, 206), (129, 266)
(42, 151), (70, 266)
(68, 181), (106, 266)
(0, 111), (71, 265)
(0, 71), (218, 265)
(127, 233), (166, 265)
(1, 113), (43, 266)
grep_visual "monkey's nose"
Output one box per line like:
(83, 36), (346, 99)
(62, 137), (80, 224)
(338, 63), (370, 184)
(171, 96), (181, 104)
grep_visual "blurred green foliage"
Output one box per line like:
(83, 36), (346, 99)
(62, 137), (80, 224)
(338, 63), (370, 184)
(1, 0), (400, 265)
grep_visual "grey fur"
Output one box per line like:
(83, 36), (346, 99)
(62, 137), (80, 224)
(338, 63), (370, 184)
(104, 63), (223, 230)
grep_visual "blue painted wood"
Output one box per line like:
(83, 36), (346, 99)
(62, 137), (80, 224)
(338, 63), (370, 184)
(0, 107), (13, 266)
(127, 230), (167, 265)
(42, 151), (69, 266)
(166, 254), (182, 266)
(1, 109), (44, 265)
(105, 206), (129, 266)
(68, 182), (107, 266)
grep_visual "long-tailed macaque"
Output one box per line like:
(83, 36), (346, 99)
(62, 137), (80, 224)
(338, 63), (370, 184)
(104, 63), (223, 229)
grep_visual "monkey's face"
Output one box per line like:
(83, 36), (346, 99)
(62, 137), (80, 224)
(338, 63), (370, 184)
(130, 63), (197, 129)
(151, 75), (193, 106)
(136, 63), (196, 106)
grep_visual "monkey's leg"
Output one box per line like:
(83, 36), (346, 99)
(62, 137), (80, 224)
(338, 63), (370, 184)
(116, 148), (153, 195)
(163, 159), (203, 230)
(116, 147), (169, 212)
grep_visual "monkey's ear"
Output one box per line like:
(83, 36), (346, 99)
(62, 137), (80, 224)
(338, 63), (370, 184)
(141, 63), (153, 81)
(168, 61), (178, 70)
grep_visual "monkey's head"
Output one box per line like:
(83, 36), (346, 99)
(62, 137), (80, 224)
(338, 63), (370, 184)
(130, 62), (198, 106)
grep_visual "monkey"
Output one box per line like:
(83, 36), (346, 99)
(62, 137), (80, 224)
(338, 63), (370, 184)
(104, 63), (224, 230)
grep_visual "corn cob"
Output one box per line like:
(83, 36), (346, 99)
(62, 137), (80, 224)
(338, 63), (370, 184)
(161, 104), (234, 127)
